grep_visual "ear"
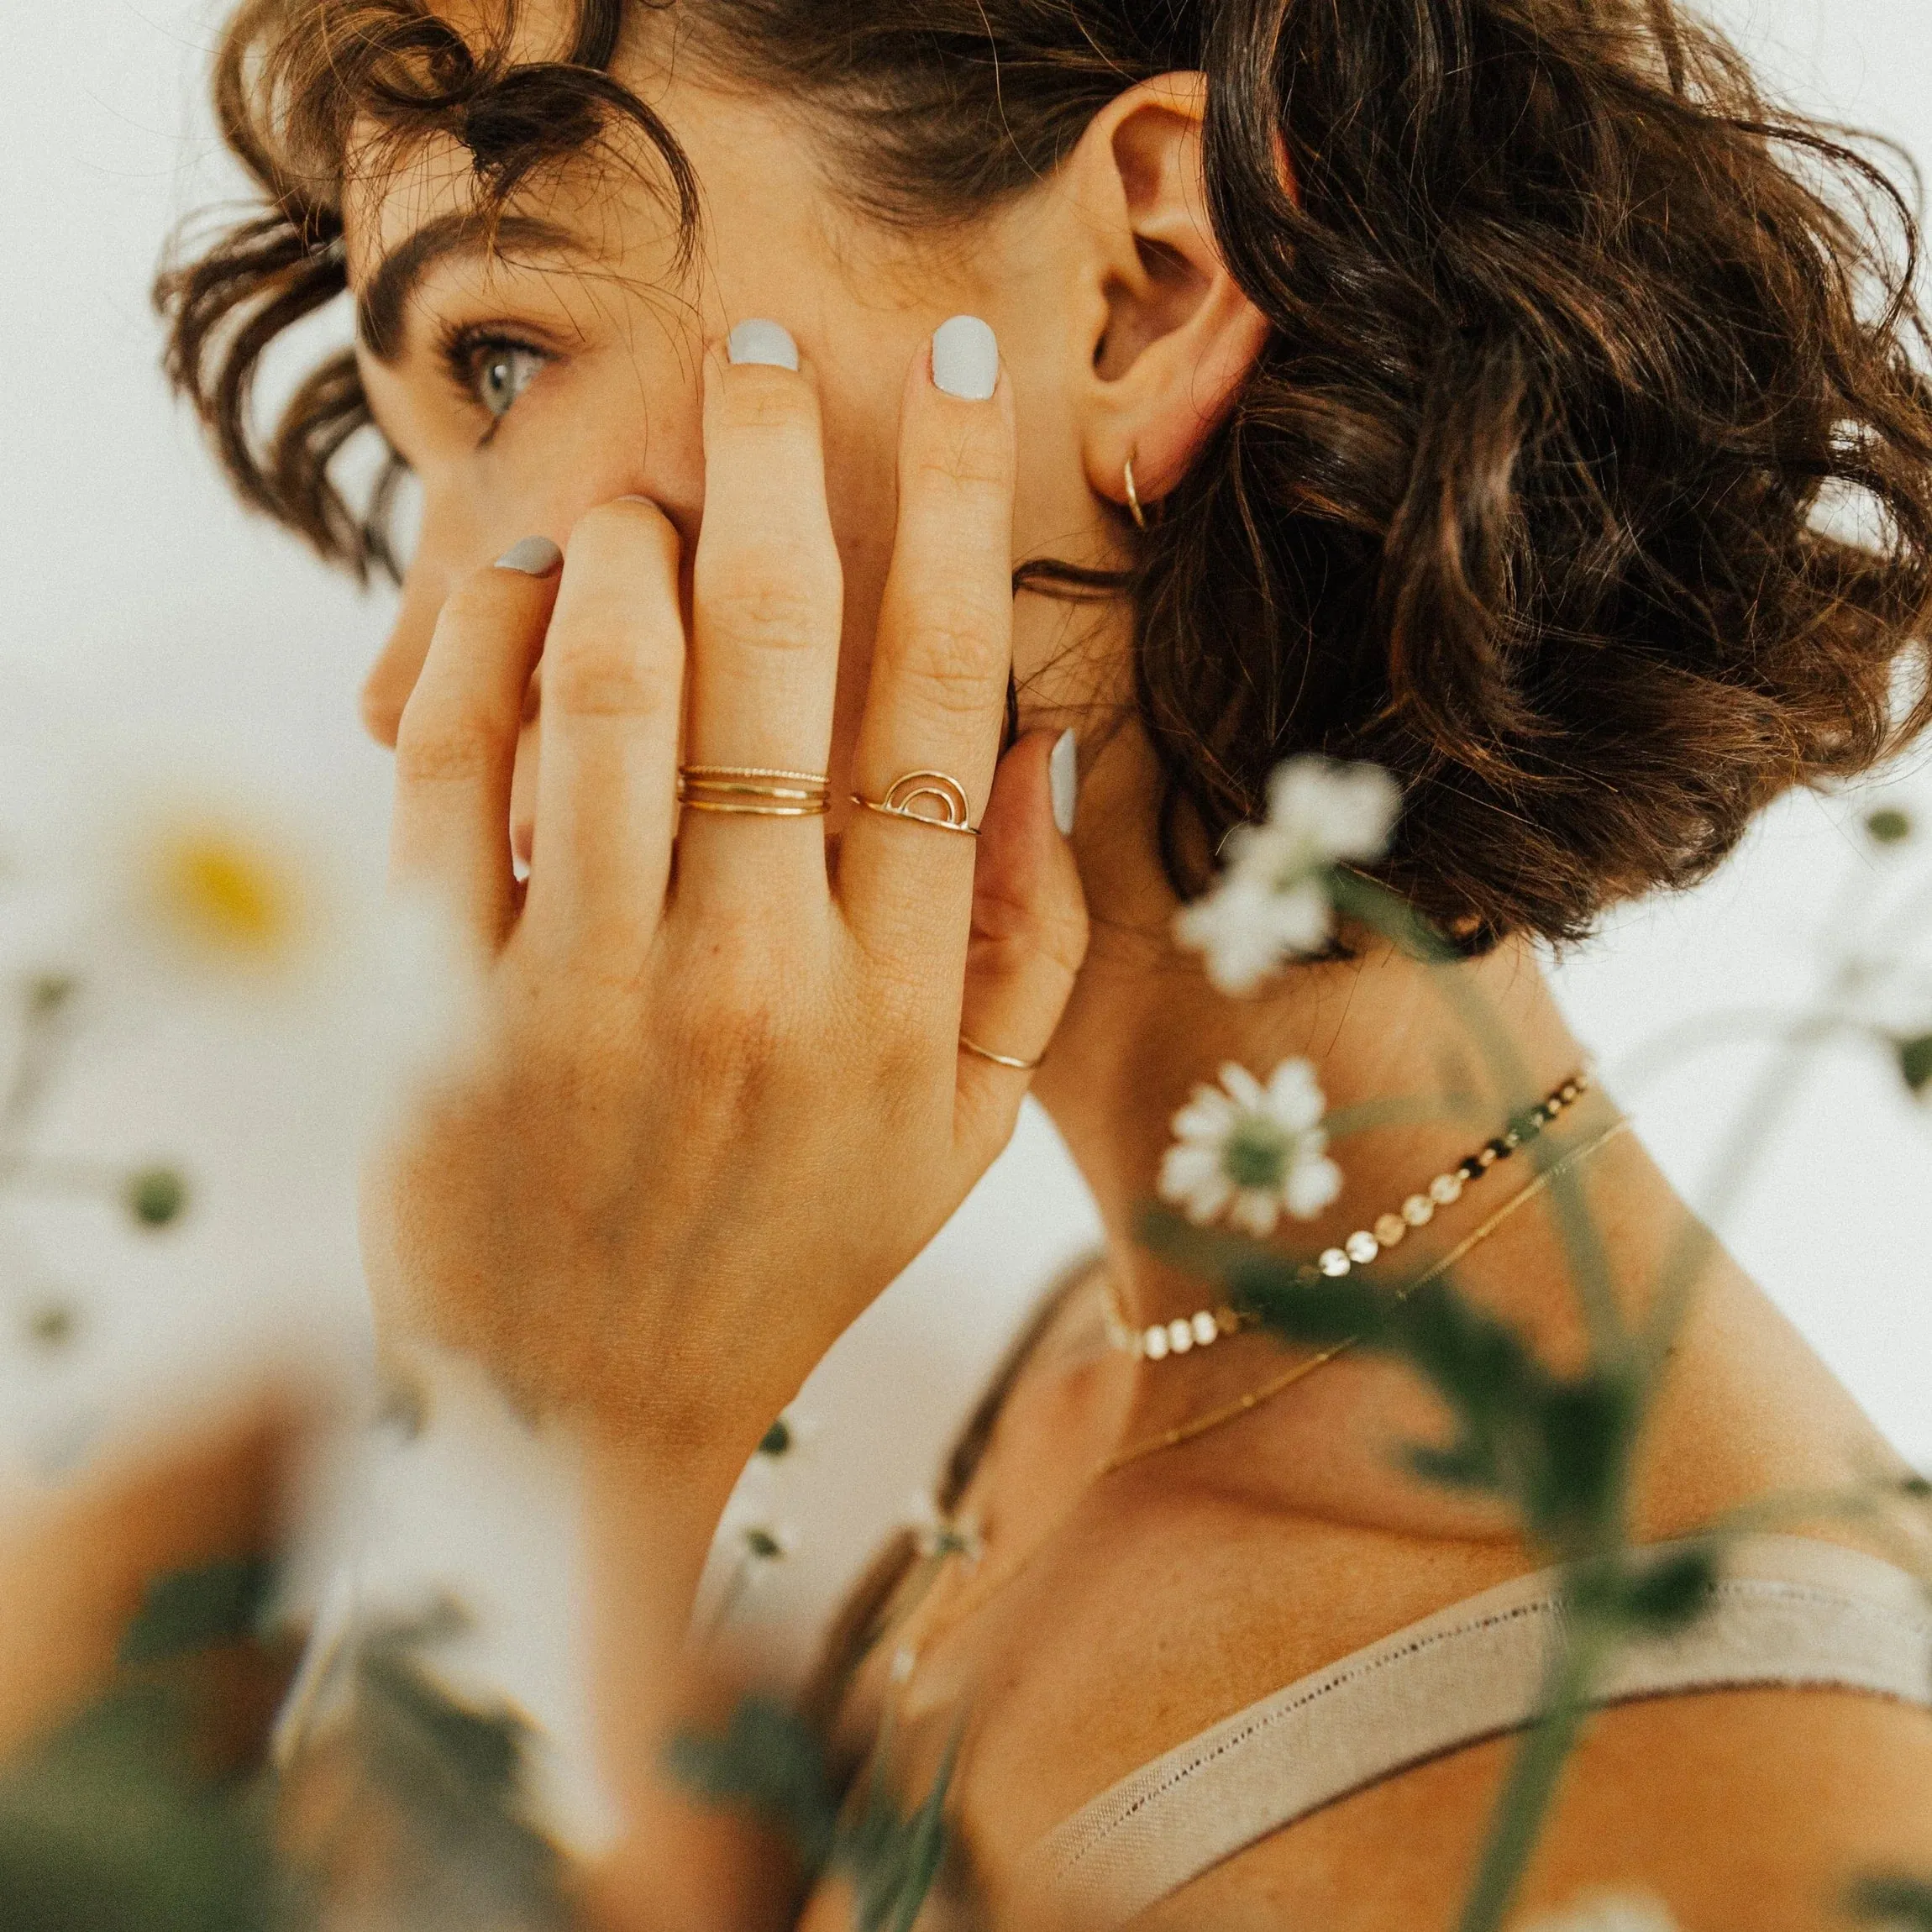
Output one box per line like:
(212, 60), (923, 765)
(1065, 75), (1274, 521)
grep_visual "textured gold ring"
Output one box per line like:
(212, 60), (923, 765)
(960, 1033), (1042, 1072)
(851, 771), (979, 837)
(680, 765), (830, 818)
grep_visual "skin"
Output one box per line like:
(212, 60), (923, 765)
(282, 8), (1932, 1929)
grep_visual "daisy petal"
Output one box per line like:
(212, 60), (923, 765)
(1284, 1154), (1345, 1220)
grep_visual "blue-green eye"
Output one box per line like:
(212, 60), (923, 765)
(473, 342), (547, 419)
(440, 327), (551, 428)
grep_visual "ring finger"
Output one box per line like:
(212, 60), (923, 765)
(839, 317), (1017, 981)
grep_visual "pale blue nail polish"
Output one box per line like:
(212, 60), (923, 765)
(932, 315), (999, 402)
(494, 536), (562, 576)
(727, 319), (801, 370)
(1051, 727), (1079, 837)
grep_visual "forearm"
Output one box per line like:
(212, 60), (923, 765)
(578, 1430), (803, 1932)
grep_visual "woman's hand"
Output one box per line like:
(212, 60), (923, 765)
(360, 320), (1088, 1469)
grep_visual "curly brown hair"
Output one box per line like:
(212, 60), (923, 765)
(158, 0), (1932, 950)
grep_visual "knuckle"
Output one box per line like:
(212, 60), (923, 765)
(438, 570), (524, 635)
(895, 615), (1010, 717)
(717, 366), (816, 436)
(393, 705), (498, 784)
(701, 557), (838, 651)
(543, 638), (675, 719)
(910, 430), (1014, 501)
(675, 969), (788, 1089)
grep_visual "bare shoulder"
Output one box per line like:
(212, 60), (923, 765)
(1137, 1683), (1932, 1931)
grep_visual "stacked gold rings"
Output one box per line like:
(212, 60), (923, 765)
(679, 765), (830, 818)
(851, 770), (979, 837)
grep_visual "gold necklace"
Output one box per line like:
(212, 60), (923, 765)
(1096, 1115), (1633, 1478)
(1109, 1068), (1595, 1364)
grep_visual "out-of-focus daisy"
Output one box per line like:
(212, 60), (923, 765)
(755, 1406), (821, 1464)
(705, 1501), (802, 1637)
(1523, 1892), (1679, 1932)
(1159, 1058), (1342, 1237)
(905, 1489), (984, 1566)
(1177, 757), (1401, 994)
(35, 740), (482, 1137)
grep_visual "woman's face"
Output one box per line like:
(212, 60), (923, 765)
(346, 27), (1123, 866)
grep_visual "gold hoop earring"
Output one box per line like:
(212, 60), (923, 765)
(1123, 454), (1149, 531)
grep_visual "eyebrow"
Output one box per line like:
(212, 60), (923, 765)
(355, 212), (583, 362)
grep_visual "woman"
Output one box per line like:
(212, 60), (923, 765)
(157, 0), (1932, 1924)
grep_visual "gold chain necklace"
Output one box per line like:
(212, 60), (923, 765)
(1097, 1114), (1633, 1477)
(1109, 1069), (1596, 1364)
(869, 1110), (1634, 1748)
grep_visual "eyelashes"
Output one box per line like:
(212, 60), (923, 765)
(435, 321), (554, 444)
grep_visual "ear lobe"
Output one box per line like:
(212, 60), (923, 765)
(1076, 76), (1273, 518)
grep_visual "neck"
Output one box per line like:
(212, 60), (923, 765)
(1030, 727), (1591, 1336)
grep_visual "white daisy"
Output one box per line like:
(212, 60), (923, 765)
(1177, 757), (1402, 995)
(1523, 1892), (1679, 1932)
(905, 1490), (985, 1565)
(1158, 1058), (1343, 1237)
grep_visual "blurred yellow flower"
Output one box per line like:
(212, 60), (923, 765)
(146, 820), (307, 974)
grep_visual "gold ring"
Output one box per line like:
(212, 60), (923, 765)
(680, 765), (830, 818)
(851, 771), (979, 837)
(960, 1033), (1042, 1072)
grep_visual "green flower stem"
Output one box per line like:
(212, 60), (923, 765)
(0, 1153), (131, 1196)
(1456, 1605), (1620, 1932)
(1637, 997), (1837, 1377)
(1331, 871), (1629, 1360)
(1, 979), (77, 1142)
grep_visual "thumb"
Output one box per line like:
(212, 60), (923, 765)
(952, 727), (1089, 1173)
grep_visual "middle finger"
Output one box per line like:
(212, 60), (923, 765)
(675, 324), (844, 911)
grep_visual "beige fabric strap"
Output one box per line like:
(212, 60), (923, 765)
(1019, 1536), (1932, 1929)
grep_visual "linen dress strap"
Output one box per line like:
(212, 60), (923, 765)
(1017, 1535), (1932, 1929)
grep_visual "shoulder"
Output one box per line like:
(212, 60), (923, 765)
(1138, 1679), (1932, 1932)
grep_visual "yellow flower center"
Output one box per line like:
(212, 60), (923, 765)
(154, 829), (297, 965)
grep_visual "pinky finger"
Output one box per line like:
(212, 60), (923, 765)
(950, 730), (1089, 1179)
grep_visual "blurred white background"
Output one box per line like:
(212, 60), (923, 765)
(4, 0), (1930, 1845)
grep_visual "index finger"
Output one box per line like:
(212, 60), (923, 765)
(838, 318), (1017, 972)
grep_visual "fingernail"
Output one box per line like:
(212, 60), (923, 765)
(1050, 727), (1079, 837)
(727, 319), (801, 370)
(932, 315), (999, 402)
(493, 536), (562, 576)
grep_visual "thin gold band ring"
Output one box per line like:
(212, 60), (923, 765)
(850, 770), (980, 838)
(680, 764), (831, 818)
(960, 1033), (1042, 1073)
(680, 798), (829, 817)
(680, 765), (828, 786)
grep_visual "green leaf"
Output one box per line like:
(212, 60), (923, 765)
(840, 1725), (961, 1932)
(1866, 807), (1915, 847)
(118, 1558), (279, 1668)
(0, 1683), (279, 1932)
(1527, 1373), (1639, 1541)
(1851, 1873), (1932, 1929)
(666, 1698), (837, 1874)
(334, 1609), (569, 1928)
(1898, 1037), (1932, 1097)
(126, 1168), (189, 1230)
(1619, 1546), (1719, 1635)
(28, 975), (79, 1019)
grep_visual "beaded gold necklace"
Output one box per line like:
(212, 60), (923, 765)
(1106, 1068), (1595, 1365)
(1098, 1109), (1631, 1476)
